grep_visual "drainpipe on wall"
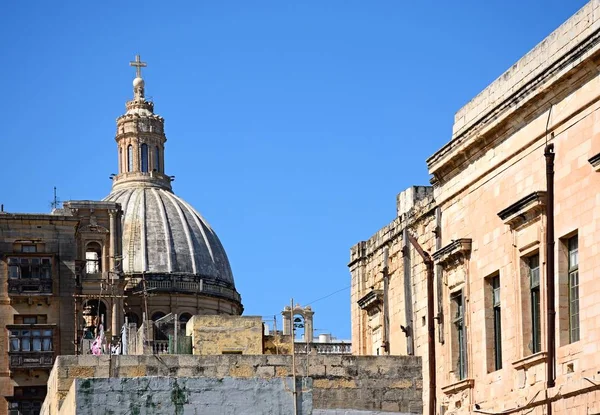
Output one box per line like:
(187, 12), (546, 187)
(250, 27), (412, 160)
(402, 229), (414, 355)
(407, 233), (436, 415)
(435, 207), (444, 345)
(545, 143), (556, 395)
(382, 246), (390, 355)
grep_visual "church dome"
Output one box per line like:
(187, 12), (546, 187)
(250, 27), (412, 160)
(104, 186), (235, 286)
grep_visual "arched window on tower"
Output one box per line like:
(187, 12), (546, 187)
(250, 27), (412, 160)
(155, 146), (160, 172)
(85, 242), (102, 274)
(141, 144), (149, 172)
(119, 147), (122, 173)
(127, 145), (133, 172)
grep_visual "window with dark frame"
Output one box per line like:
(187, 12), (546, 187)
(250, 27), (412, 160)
(568, 235), (580, 343)
(452, 290), (466, 380)
(491, 275), (502, 370)
(9, 400), (43, 415)
(8, 257), (52, 280)
(9, 329), (53, 352)
(8, 386), (45, 415)
(529, 254), (542, 353)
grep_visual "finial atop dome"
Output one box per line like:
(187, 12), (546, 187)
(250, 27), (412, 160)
(129, 54), (147, 99)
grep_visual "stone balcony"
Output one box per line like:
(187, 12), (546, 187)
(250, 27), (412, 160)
(7, 279), (52, 296)
(9, 351), (54, 370)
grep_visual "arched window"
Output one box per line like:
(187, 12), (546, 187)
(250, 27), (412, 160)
(151, 312), (166, 322)
(155, 146), (160, 172)
(119, 147), (122, 172)
(127, 145), (133, 172)
(140, 143), (148, 172)
(85, 242), (102, 274)
(179, 313), (192, 332)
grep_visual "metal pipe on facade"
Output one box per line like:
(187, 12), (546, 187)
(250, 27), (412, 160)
(382, 246), (390, 355)
(402, 229), (414, 355)
(434, 207), (444, 344)
(407, 233), (436, 415)
(290, 298), (298, 415)
(545, 143), (556, 392)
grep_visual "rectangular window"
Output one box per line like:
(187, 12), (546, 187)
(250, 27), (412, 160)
(568, 236), (579, 343)
(451, 291), (466, 380)
(7, 257), (52, 279)
(9, 386), (46, 415)
(14, 315), (46, 324)
(9, 329), (53, 352)
(9, 400), (43, 415)
(491, 275), (502, 370)
(21, 245), (37, 253)
(529, 254), (542, 353)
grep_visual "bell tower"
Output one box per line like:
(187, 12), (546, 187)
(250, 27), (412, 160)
(111, 55), (172, 192)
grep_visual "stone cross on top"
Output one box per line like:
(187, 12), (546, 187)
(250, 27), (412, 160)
(130, 55), (147, 79)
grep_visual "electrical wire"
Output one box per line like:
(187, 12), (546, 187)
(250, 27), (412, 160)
(305, 285), (351, 306)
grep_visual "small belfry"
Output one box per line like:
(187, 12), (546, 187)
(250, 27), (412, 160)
(111, 55), (171, 192)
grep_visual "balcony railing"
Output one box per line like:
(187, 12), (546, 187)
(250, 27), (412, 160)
(127, 276), (241, 303)
(9, 351), (54, 369)
(295, 342), (352, 355)
(8, 279), (52, 295)
(153, 340), (169, 355)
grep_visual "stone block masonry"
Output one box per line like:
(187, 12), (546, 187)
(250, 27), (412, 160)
(42, 354), (423, 415)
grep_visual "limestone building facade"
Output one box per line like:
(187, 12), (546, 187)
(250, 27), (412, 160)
(0, 202), (122, 415)
(350, 1), (600, 414)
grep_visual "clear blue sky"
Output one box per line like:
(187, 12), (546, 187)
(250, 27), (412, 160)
(0, 1), (588, 339)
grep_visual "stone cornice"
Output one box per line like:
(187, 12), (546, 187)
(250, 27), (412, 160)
(589, 152), (600, 171)
(441, 378), (474, 395)
(512, 351), (547, 370)
(427, 22), (600, 179)
(64, 201), (121, 211)
(497, 191), (546, 229)
(432, 238), (472, 267)
(357, 290), (383, 311)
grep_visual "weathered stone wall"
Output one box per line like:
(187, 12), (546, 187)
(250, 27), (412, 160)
(58, 377), (312, 415)
(43, 354), (422, 414)
(187, 315), (263, 355)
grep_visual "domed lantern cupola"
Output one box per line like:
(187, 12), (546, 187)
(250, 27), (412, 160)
(112, 55), (171, 192)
